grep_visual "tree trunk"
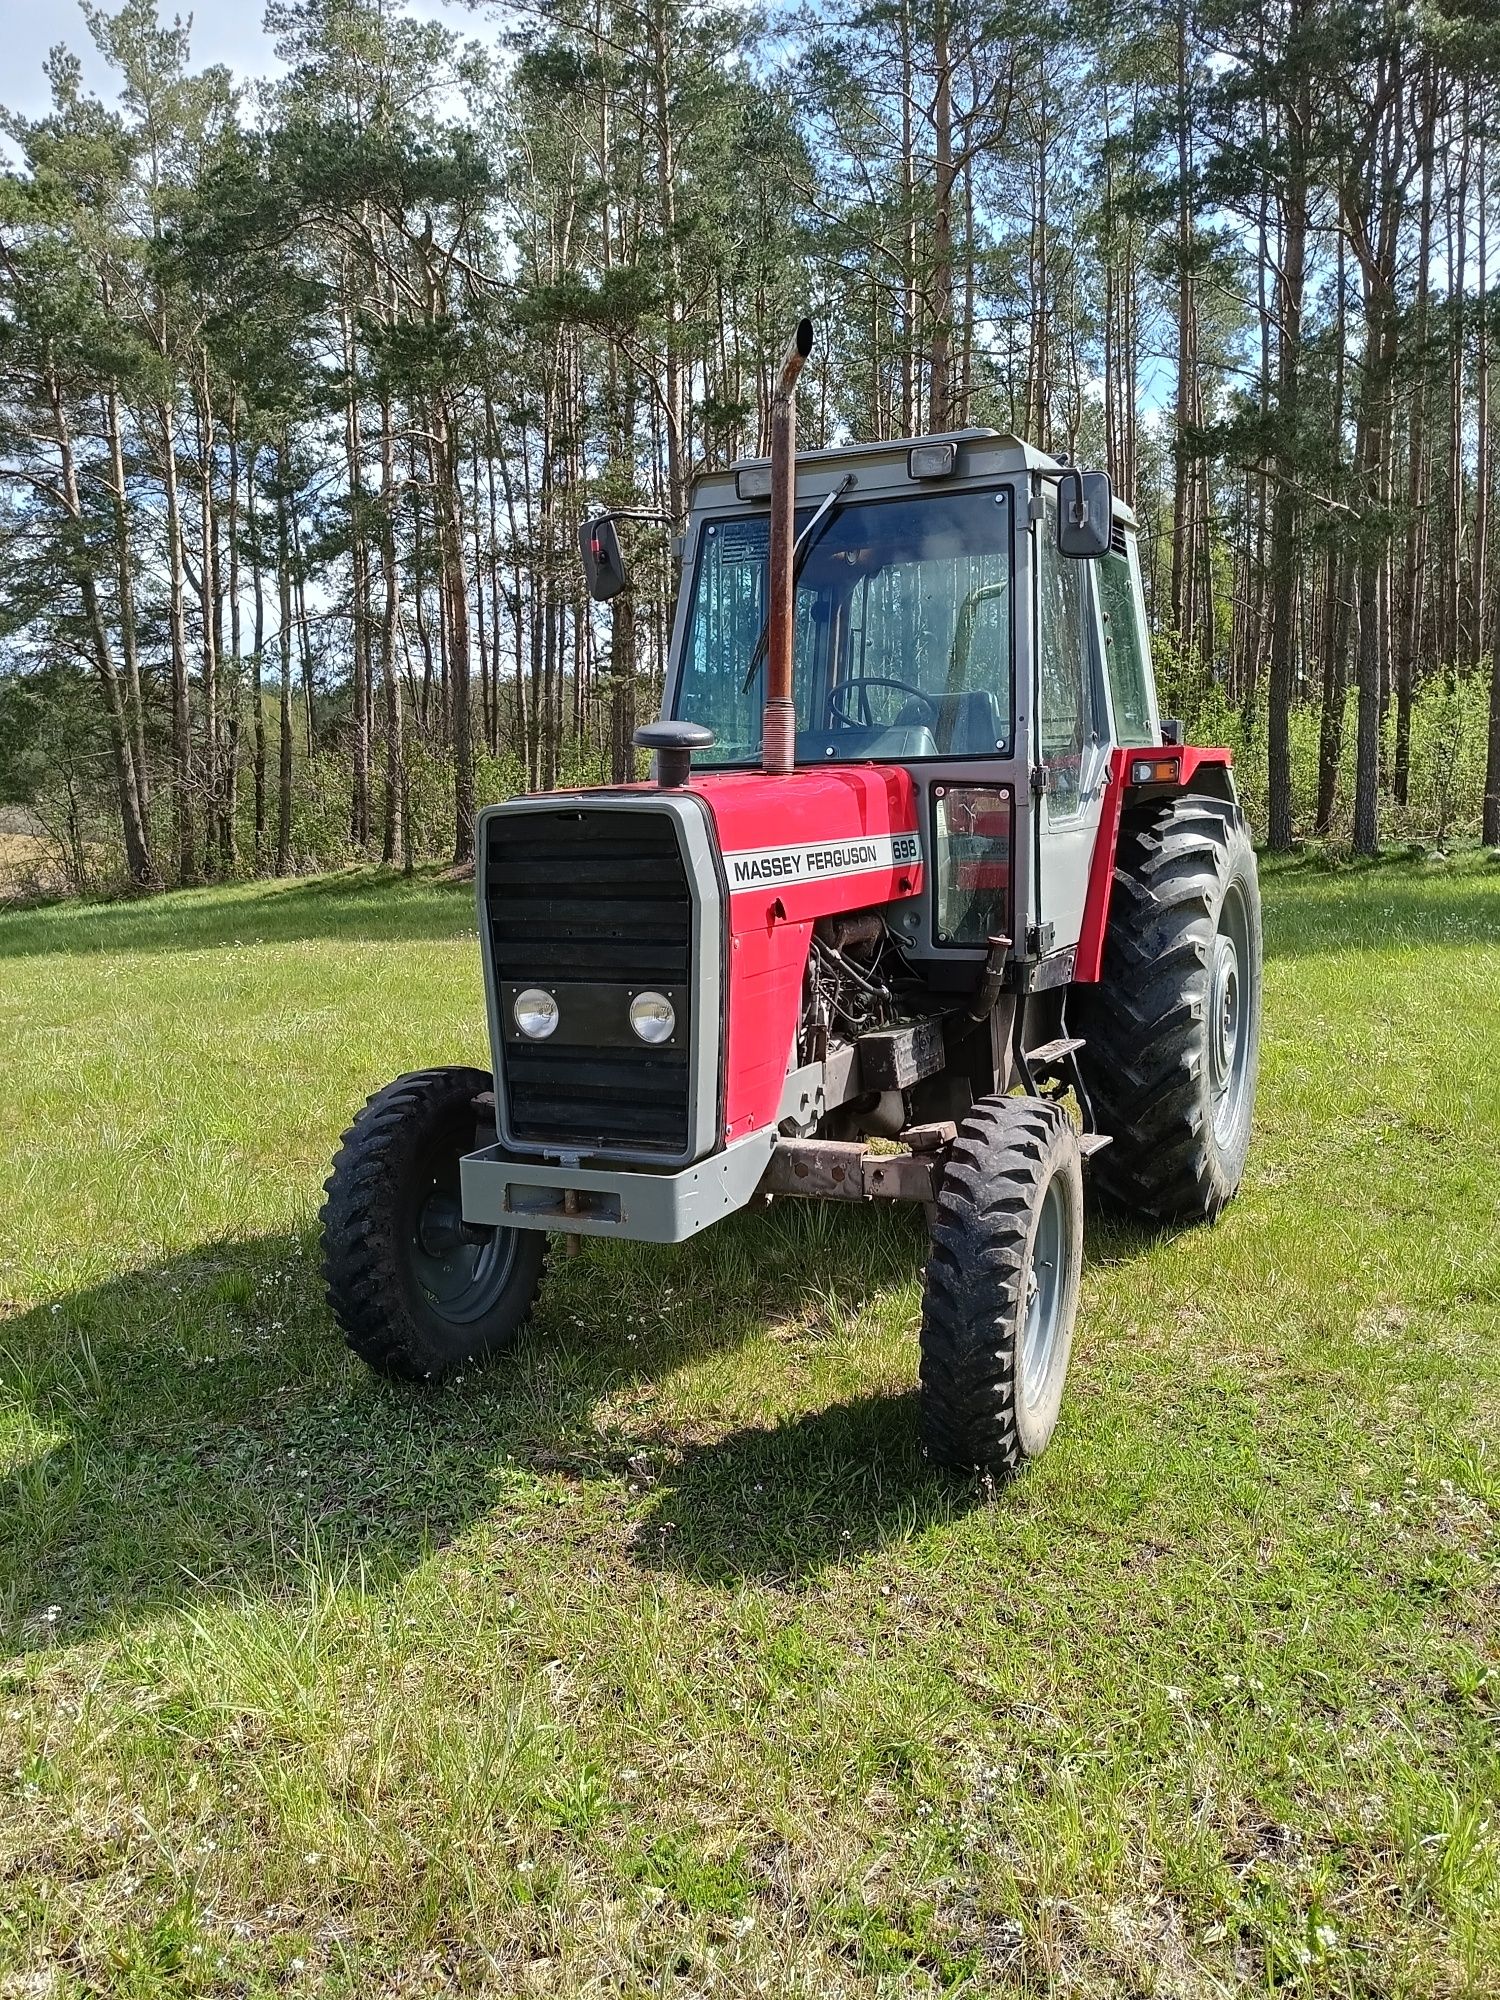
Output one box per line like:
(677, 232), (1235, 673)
(247, 448), (268, 872)
(1266, 48), (1308, 853)
(434, 397), (476, 866)
(1486, 653), (1500, 846)
(222, 411), (242, 873)
(1472, 122), (1490, 673)
(1352, 539), (1383, 856)
(343, 292), (372, 849)
(276, 443), (295, 877)
(156, 396), (196, 884)
(195, 373), (220, 878)
(103, 375), (149, 824)
(651, 0), (686, 519)
(927, 0), (953, 433)
(290, 505), (317, 758)
(1395, 66), (1436, 809)
(1169, 10), (1196, 657)
(49, 369), (157, 888)
(1315, 549), (1351, 836)
(378, 396), (406, 868)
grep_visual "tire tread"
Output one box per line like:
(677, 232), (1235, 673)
(320, 1066), (545, 1382)
(919, 1095), (1082, 1476)
(1075, 796), (1261, 1222)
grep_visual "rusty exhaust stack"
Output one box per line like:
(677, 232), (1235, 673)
(763, 317), (814, 776)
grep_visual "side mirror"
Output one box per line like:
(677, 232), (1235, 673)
(579, 515), (629, 601)
(1056, 468), (1113, 560)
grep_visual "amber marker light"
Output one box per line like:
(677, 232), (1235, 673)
(1129, 756), (1182, 785)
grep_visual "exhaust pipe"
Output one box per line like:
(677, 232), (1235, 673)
(763, 317), (814, 776)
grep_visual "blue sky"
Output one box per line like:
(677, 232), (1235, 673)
(2, 0), (458, 121)
(5, 0), (276, 116)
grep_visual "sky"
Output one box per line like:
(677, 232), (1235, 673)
(5, 0), (276, 117)
(1, 0), (460, 122)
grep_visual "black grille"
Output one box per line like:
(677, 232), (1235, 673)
(485, 807), (693, 1156)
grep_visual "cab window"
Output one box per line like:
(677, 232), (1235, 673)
(1096, 543), (1154, 746)
(1035, 494), (1100, 816)
(674, 488), (1014, 765)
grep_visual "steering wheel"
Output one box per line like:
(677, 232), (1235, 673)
(826, 678), (938, 729)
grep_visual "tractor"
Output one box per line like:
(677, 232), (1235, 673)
(321, 320), (1261, 1477)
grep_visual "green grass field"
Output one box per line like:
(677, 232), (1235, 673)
(1, 855), (1497, 1998)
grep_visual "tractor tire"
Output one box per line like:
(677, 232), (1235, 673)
(919, 1095), (1084, 1477)
(1074, 795), (1262, 1223)
(320, 1066), (546, 1383)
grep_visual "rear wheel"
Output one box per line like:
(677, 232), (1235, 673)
(919, 1095), (1084, 1477)
(321, 1066), (546, 1381)
(1075, 795), (1262, 1222)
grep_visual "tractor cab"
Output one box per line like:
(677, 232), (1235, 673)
(322, 323), (1261, 1484)
(660, 430), (1168, 975)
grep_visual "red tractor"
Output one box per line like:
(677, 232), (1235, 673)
(322, 322), (1261, 1477)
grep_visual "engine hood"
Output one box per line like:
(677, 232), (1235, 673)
(687, 765), (924, 922)
(686, 765), (925, 1145)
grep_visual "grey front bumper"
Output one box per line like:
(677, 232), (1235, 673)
(459, 1131), (777, 1245)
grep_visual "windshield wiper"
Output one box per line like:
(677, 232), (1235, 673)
(741, 472), (855, 694)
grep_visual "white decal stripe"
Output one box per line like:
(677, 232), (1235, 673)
(724, 830), (922, 892)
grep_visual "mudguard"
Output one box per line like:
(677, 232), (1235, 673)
(1074, 746), (1236, 984)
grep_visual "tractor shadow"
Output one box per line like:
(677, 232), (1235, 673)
(0, 1232), (506, 1655)
(624, 1203), (1165, 1588)
(624, 1386), (953, 1587)
(0, 1200), (939, 1653)
(0, 1199), (1169, 1645)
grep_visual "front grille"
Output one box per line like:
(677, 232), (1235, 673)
(484, 807), (693, 1156)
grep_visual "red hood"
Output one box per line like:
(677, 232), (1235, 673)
(687, 765), (926, 1144)
(688, 764), (923, 919)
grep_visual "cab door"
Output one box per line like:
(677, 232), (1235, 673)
(1032, 490), (1111, 954)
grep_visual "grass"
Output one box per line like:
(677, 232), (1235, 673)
(0, 852), (1497, 1997)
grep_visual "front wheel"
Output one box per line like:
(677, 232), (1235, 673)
(919, 1095), (1084, 1477)
(320, 1066), (546, 1382)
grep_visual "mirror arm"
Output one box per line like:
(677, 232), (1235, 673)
(592, 508), (678, 530)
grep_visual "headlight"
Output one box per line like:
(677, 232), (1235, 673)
(628, 991), (675, 1044)
(513, 987), (559, 1039)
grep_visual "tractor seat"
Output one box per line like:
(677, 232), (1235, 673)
(933, 690), (1008, 756)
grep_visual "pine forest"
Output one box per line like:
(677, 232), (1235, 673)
(2, 0), (1499, 895)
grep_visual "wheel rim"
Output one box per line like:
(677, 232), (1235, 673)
(1021, 1173), (1069, 1411)
(410, 1172), (517, 1327)
(1209, 877), (1254, 1147)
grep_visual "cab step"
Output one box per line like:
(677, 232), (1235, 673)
(1025, 1035), (1086, 1066)
(1079, 1131), (1113, 1160)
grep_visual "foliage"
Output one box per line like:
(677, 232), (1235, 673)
(1, 0), (1499, 895)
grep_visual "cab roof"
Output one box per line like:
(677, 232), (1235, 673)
(690, 428), (1138, 531)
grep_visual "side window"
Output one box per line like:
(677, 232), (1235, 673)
(1036, 494), (1098, 816)
(1097, 544), (1154, 746)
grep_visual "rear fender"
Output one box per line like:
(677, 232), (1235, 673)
(1073, 747), (1236, 985)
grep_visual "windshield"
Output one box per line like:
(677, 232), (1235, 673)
(673, 487), (1014, 766)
